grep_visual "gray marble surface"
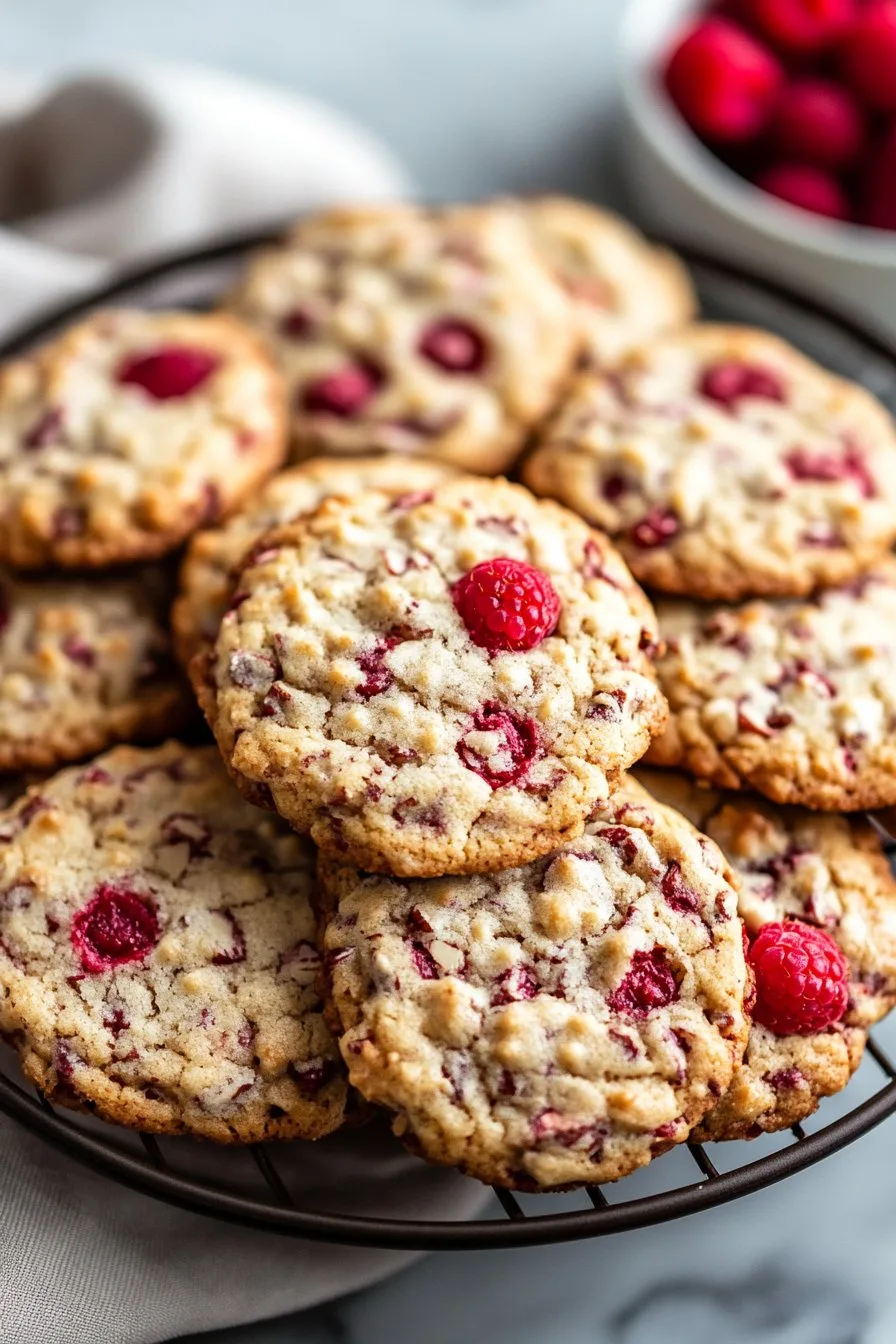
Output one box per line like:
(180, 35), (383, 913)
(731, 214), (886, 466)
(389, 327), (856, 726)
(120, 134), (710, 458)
(10, 1), (896, 1341)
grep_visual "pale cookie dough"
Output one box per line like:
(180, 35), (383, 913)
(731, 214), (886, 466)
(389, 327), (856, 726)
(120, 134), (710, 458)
(514, 196), (695, 365)
(524, 325), (896, 600)
(0, 309), (287, 568)
(173, 454), (458, 668)
(0, 565), (190, 772)
(225, 203), (576, 474)
(648, 560), (896, 810)
(317, 776), (750, 1188)
(0, 743), (347, 1141)
(195, 478), (667, 878)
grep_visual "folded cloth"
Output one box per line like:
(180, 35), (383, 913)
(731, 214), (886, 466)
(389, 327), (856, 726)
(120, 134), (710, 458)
(0, 61), (490, 1344)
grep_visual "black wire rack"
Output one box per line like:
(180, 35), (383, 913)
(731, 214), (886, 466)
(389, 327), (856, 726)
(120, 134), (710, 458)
(2, 227), (896, 1250)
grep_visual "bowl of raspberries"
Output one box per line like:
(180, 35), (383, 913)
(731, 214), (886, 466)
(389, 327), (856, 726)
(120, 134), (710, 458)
(620, 0), (896, 337)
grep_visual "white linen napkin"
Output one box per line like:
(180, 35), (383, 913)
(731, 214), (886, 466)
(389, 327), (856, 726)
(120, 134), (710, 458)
(0, 61), (490, 1344)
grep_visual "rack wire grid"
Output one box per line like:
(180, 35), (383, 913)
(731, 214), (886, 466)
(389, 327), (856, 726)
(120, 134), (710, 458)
(1, 229), (896, 1250)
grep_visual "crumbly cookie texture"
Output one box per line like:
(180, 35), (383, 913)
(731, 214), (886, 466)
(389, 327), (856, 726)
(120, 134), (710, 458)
(224, 203), (576, 474)
(524, 325), (896, 600)
(173, 454), (458, 668)
(0, 309), (287, 568)
(0, 565), (191, 772)
(637, 769), (887, 1136)
(637, 769), (896, 1027)
(513, 196), (695, 365)
(648, 560), (896, 810)
(691, 1021), (865, 1142)
(196, 478), (667, 878)
(317, 776), (750, 1189)
(0, 743), (346, 1141)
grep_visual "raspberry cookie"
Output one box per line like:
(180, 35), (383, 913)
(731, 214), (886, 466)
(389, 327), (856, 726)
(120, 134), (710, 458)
(648, 560), (896, 810)
(317, 776), (750, 1189)
(225, 203), (576, 474)
(196, 479), (667, 878)
(638, 770), (885, 1137)
(0, 309), (287, 568)
(0, 566), (190, 772)
(173, 454), (457, 668)
(524, 325), (896, 600)
(0, 743), (346, 1141)
(515, 196), (696, 365)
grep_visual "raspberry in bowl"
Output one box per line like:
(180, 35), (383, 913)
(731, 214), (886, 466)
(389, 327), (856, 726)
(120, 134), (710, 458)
(620, 0), (896, 340)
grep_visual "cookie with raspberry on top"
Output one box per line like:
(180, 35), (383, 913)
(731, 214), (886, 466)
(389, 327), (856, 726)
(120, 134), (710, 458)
(193, 478), (668, 877)
(524, 325), (896, 601)
(0, 309), (287, 569)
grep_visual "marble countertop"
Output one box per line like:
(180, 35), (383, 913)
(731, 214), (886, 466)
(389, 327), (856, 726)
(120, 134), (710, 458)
(10, 1), (896, 1341)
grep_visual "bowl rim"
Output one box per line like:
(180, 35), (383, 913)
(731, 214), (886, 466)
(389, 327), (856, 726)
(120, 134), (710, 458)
(618, 0), (896, 267)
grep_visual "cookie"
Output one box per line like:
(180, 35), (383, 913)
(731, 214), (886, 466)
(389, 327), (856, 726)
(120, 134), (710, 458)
(172, 454), (458, 668)
(0, 743), (347, 1141)
(195, 478), (668, 878)
(638, 770), (887, 1136)
(0, 565), (190, 772)
(523, 325), (896, 600)
(0, 309), (287, 568)
(648, 560), (896, 810)
(224, 203), (576, 474)
(513, 196), (695, 365)
(316, 776), (750, 1189)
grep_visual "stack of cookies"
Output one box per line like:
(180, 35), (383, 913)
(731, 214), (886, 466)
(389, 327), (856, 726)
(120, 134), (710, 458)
(1, 198), (894, 1193)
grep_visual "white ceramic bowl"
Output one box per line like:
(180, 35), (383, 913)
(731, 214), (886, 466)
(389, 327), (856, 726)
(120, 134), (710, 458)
(619, 0), (896, 341)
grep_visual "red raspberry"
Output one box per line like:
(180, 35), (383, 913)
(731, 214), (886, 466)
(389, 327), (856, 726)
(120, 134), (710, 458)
(755, 163), (852, 220)
(862, 124), (896, 230)
(664, 18), (783, 143)
(772, 80), (865, 170)
(302, 362), (382, 417)
(843, 3), (896, 112)
(745, 0), (857, 56)
(749, 920), (849, 1035)
(116, 346), (220, 399)
(452, 557), (560, 652)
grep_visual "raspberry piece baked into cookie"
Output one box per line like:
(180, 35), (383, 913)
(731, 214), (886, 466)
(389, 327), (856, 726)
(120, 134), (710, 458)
(0, 309), (287, 568)
(639, 769), (892, 1137)
(173, 454), (457, 668)
(224, 204), (576, 474)
(648, 559), (896, 810)
(524, 325), (896, 600)
(0, 743), (346, 1141)
(0, 565), (189, 772)
(514, 196), (696, 365)
(195, 479), (667, 877)
(317, 777), (750, 1189)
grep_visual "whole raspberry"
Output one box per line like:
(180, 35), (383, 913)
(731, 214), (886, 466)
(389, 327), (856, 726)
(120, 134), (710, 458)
(664, 18), (783, 143)
(862, 125), (896, 230)
(843, 3), (896, 112)
(755, 163), (852, 220)
(749, 920), (849, 1035)
(452, 557), (560, 652)
(771, 80), (865, 170)
(745, 0), (857, 55)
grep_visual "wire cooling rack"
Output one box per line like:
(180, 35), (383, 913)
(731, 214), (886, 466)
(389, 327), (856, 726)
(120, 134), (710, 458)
(2, 228), (896, 1250)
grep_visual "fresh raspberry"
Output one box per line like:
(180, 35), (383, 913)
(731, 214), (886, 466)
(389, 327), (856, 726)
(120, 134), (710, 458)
(862, 125), (896, 230)
(418, 319), (487, 373)
(843, 3), (896, 112)
(755, 163), (852, 220)
(452, 557), (560, 651)
(116, 346), (220, 399)
(749, 920), (849, 1035)
(664, 18), (783, 143)
(771, 80), (865, 170)
(699, 360), (786, 406)
(745, 0), (857, 55)
(301, 362), (382, 417)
